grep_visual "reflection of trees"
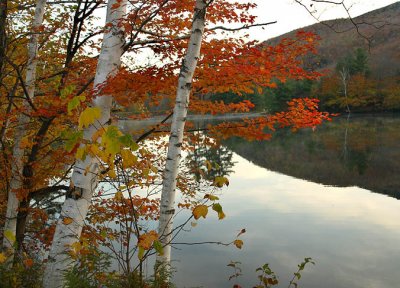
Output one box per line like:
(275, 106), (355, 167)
(344, 149), (370, 175)
(186, 131), (235, 183)
(340, 114), (370, 175)
(225, 116), (400, 199)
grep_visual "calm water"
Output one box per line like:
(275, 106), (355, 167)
(169, 114), (400, 288)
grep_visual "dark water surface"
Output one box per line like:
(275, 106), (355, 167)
(170, 114), (400, 288)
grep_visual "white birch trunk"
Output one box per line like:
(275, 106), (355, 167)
(2, 0), (47, 255)
(42, 1), (126, 287)
(156, 0), (207, 270)
(339, 67), (351, 114)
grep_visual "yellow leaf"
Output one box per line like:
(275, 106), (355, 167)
(218, 211), (226, 220)
(0, 253), (7, 264)
(114, 191), (124, 201)
(78, 107), (101, 129)
(75, 147), (86, 160)
(108, 169), (117, 179)
(70, 241), (82, 256)
(101, 126), (122, 156)
(192, 205), (208, 220)
(63, 217), (73, 225)
(4, 230), (16, 244)
(214, 176), (229, 188)
(121, 149), (137, 168)
(20, 137), (31, 149)
(87, 144), (101, 157)
(205, 160), (212, 172)
(233, 239), (243, 249)
(91, 129), (103, 142)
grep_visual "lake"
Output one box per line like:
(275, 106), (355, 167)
(166, 114), (400, 288)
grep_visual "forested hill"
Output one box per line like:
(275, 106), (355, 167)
(264, 2), (400, 77)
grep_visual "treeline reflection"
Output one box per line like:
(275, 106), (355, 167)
(224, 115), (400, 199)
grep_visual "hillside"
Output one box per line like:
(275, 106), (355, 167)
(265, 2), (400, 77)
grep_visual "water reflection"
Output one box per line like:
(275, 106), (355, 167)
(171, 115), (400, 288)
(224, 114), (400, 199)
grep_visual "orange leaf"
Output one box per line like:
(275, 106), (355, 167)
(0, 253), (6, 264)
(233, 239), (243, 249)
(63, 217), (73, 225)
(138, 231), (158, 250)
(23, 258), (34, 268)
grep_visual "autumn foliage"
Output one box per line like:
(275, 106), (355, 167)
(0, 0), (331, 286)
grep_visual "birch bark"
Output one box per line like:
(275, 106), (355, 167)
(2, 0), (47, 255)
(156, 0), (208, 270)
(0, 0), (7, 79)
(43, 0), (126, 287)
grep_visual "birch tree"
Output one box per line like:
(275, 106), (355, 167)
(0, 0), (7, 82)
(339, 67), (351, 113)
(156, 0), (209, 270)
(2, 0), (47, 256)
(43, 0), (127, 286)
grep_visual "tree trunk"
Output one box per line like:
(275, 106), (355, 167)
(156, 0), (208, 272)
(0, 0), (7, 77)
(43, 0), (126, 287)
(2, 0), (47, 257)
(340, 67), (351, 114)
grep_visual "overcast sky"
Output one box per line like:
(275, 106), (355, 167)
(247, 0), (399, 41)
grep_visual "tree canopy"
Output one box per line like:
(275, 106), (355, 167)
(0, 0), (331, 287)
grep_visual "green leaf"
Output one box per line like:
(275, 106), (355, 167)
(67, 95), (85, 114)
(78, 107), (101, 129)
(153, 240), (164, 256)
(62, 130), (83, 152)
(138, 246), (145, 260)
(100, 230), (107, 239)
(118, 134), (139, 151)
(102, 126), (121, 156)
(214, 176), (229, 188)
(4, 230), (16, 244)
(60, 84), (76, 99)
(212, 203), (226, 220)
(204, 194), (219, 201)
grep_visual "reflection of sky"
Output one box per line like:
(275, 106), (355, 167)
(171, 153), (400, 288)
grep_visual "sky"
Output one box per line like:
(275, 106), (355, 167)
(247, 0), (399, 41)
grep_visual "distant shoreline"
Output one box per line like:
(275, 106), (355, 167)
(117, 112), (267, 133)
